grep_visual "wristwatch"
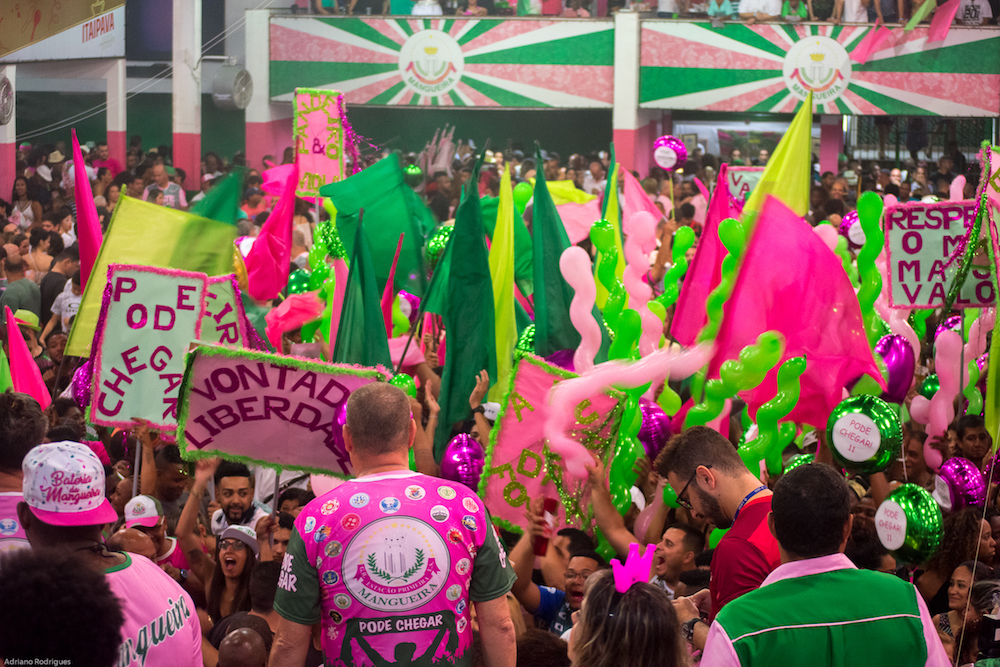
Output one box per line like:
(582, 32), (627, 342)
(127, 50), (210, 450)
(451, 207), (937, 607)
(472, 406), (486, 415)
(681, 617), (706, 643)
(179, 568), (189, 582)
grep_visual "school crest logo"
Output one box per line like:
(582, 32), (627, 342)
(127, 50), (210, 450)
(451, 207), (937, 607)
(398, 30), (464, 98)
(782, 36), (851, 105)
(346, 517), (450, 612)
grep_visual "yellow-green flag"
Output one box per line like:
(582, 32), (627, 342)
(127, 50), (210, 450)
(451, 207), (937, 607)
(742, 91), (814, 223)
(488, 169), (517, 402)
(594, 164), (627, 309)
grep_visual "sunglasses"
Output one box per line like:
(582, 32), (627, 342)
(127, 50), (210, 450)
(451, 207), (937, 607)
(219, 538), (248, 552)
(676, 465), (711, 511)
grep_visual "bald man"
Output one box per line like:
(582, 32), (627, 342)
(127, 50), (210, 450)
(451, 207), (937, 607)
(108, 528), (158, 561)
(142, 164), (187, 209)
(219, 628), (267, 667)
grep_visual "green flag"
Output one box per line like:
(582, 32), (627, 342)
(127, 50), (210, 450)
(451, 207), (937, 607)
(480, 195), (534, 294)
(190, 169), (244, 225)
(0, 346), (12, 393)
(320, 156), (434, 297)
(332, 219), (392, 370)
(434, 157), (497, 456)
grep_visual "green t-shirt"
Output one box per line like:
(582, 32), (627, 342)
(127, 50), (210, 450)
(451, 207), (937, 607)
(781, 0), (808, 16)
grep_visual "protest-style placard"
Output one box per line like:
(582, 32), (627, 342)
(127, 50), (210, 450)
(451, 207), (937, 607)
(294, 88), (346, 199)
(885, 200), (993, 309)
(479, 354), (625, 535)
(91, 265), (208, 430)
(177, 345), (389, 478)
(199, 275), (249, 347)
(727, 166), (765, 204)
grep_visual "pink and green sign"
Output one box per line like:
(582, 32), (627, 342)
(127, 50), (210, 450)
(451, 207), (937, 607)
(639, 22), (1000, 116)
(270, 17), (614, 108)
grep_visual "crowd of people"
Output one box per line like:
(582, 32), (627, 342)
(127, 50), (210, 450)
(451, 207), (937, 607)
(0, 122), (992, 667)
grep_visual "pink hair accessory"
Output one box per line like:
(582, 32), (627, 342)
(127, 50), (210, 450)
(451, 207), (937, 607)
(612, 542), (657, 593)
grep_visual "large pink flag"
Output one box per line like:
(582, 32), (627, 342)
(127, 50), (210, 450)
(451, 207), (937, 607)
(927, 0), (960, 43)
(850, 21), (894, 64)
(71, 130), (103, 289)
(5, 307), (51, 410)
(245, 164), (297, 301)
(670, 163), (740, 346)
(556, 200), (603, 244)
(708, 196), (882, 428)
(621, 168), (664, 225)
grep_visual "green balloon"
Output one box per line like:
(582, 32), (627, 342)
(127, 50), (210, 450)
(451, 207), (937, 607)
(662, 483), (680, 508)
(307, 247), (330, 291)
(426, 225), (454, 270)
(709, 528), (729, 549)
(286, 269), (311, 295)
(739, 356), (806, 475)
(825, 394), (902, 474)
(877, 483), (942, 565)
(512, 182), (532, 214)
(389, 373), (417, 398)
(516, 324), (535, 352)
(608, 309), (641, 360)
(919, 374), (940, 399)
(404, 164), (423, 188)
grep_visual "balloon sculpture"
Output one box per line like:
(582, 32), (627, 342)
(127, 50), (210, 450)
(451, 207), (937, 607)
(910, 330), (963, 470)
(590, 219), (627, 331)
(738, 356), (806, 475)
(657, 226), (696, 309)
(440, 433), (486, 491)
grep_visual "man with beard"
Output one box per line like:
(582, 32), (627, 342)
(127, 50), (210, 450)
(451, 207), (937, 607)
(510, 500), (609, 636)
(655, 426), (780, 652)
(211, 462), (270, 536)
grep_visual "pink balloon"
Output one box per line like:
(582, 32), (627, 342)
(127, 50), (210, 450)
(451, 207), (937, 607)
(950, 175), (966, 202)
(924, 330), (963, 470)
(813, 224), (839, 251)
(559, 246), (602, 374)
(546, 344), (713, 480)
(965, 309), (995, 361)
(622, 211), (660, 357)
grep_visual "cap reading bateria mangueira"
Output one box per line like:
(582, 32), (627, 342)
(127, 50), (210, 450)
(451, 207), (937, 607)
(22, 441), (119, 527)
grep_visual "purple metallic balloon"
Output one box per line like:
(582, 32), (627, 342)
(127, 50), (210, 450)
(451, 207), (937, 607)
(936, 457), (986, 511)
(874, 335), (916, 404)
(399, 290), (421, 326)
(935, 315), (962, 341)
(637, 398), (672, 460)
(440, 433), (486, 491)
(652, 135), (688, 171)
(544, 349), (575, 372)
(71, 358), (94, 409)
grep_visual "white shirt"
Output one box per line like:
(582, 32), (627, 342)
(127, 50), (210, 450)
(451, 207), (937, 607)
(738, 0), (780, 14)
(843, 0), (868, 22)
(958, 0), (991, 23)
(658, 0), (680, 12)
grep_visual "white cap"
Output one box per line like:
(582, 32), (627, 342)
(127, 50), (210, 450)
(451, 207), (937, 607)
(220, 524), (260, 558)
(22, 442), (117, 527)
(124, 495), (163, 529)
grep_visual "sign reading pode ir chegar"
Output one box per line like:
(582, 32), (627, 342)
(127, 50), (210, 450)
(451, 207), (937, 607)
(885, 200), (993, 308)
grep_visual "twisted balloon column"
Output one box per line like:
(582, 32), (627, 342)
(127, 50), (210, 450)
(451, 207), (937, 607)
(835, 237), (860, 289)
(622, 212), (662, 357)
(697, 218), (745, 343)
(738, 356), (806, 475)
(964, 361), (983, 416)
(855, 192), (885, 346)
(546, 344), (714, 480)
(591, 219), (628, 331)
(961, 310), (993, 418)
(658, 227), (696, 309)
(685, 332), (785, 429)
(559, 246), (603, 374)
(909, 330), (963, 470)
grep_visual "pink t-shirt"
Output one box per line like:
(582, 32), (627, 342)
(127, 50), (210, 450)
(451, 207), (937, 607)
(106, 553), (203, 667)
(0, 492), (30, 556)
(154, 536), (191, 571)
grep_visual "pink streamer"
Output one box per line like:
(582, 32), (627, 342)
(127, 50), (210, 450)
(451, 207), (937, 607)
(245, 163), (297, 301)
(380, 234), (405, 338)
(559, 246), (602, 374)
(71, 129), (103, 290)
(546, 344), (714, 480)
(622, 211), (660, 357)
(327, 258), (350, 355)
(5, 306), (51, 410)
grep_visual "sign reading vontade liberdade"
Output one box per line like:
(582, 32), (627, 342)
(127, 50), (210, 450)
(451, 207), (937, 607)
(885, 200), (994, 309)
(177, 346), (388, 478)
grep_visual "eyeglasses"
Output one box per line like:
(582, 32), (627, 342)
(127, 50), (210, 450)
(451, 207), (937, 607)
(676, 465), (710, 511)
(219, 539), (248, 552)
(565, 570), (594, 583)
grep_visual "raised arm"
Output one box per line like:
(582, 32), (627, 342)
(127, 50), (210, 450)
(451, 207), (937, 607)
(585, 457), (638, 558)
(133, 418), (158, 496)
(177, 457), (219, 588)
(509, 500), (545, 613)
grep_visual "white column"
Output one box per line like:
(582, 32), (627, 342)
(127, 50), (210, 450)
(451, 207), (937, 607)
(245, 9), (293, 171)
(173, 0), (202, 188)
(105, 58), (127, 168)
(612, 12), (657, 176)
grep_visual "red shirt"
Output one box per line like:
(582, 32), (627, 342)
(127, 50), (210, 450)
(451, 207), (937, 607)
(709, 494), (781, 620)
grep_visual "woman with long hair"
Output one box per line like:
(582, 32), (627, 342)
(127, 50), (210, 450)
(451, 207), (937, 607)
(568, 569), (685, 667)
(106, 183), (121, 213)
(10, 177), (41, 231)
(933, 566), (1000, 666)
(918, 509), (994, 616)
(26, 227), (53, 279)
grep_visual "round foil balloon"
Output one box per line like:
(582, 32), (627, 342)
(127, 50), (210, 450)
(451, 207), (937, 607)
(652, 136), (687, 171)
(399, 290), (420, 326)
(935, 315), (962, 341)
(919, 374), (940, 399)
(874, 335), (916, 404)
(516, 324), (536, 352)
(839, 210), (865, 250)
(826, 395), (902, 473)
(389, 373), (417, 398)
(637, 398), (672, 460)
(934, 457), (986, 511)
(875, 483), (943, 565)
(440, 433), (486, 491)
(404, 164), (423, 188)
(426, 225), (454, 270)
(71, 358), (94, 409)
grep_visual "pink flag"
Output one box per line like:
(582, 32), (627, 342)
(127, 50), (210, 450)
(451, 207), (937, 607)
(381, 234), (405, 338)
(622, 168), (665, 226)
(71, 129), (103, 289)
(671, 163), (740, 346)
(326, 258), (349, 357)
(264, 291), (324, 351)
(5, 306), (51, 410)
(556, 200), (603, 244)
(708, 196), (883, 428)
(261, 162), (296, 197)
(927, 0), (960, 43)
(850, 21), (894, 64)
(245, 164), (297, 302)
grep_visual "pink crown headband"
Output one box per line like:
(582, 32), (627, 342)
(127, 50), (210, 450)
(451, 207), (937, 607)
(612, 543), (657, 593)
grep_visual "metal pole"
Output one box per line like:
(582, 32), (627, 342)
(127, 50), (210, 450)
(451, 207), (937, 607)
(132, 442), (141, 497)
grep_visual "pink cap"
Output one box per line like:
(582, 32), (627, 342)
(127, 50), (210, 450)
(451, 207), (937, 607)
(22, 441), (119, 527)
